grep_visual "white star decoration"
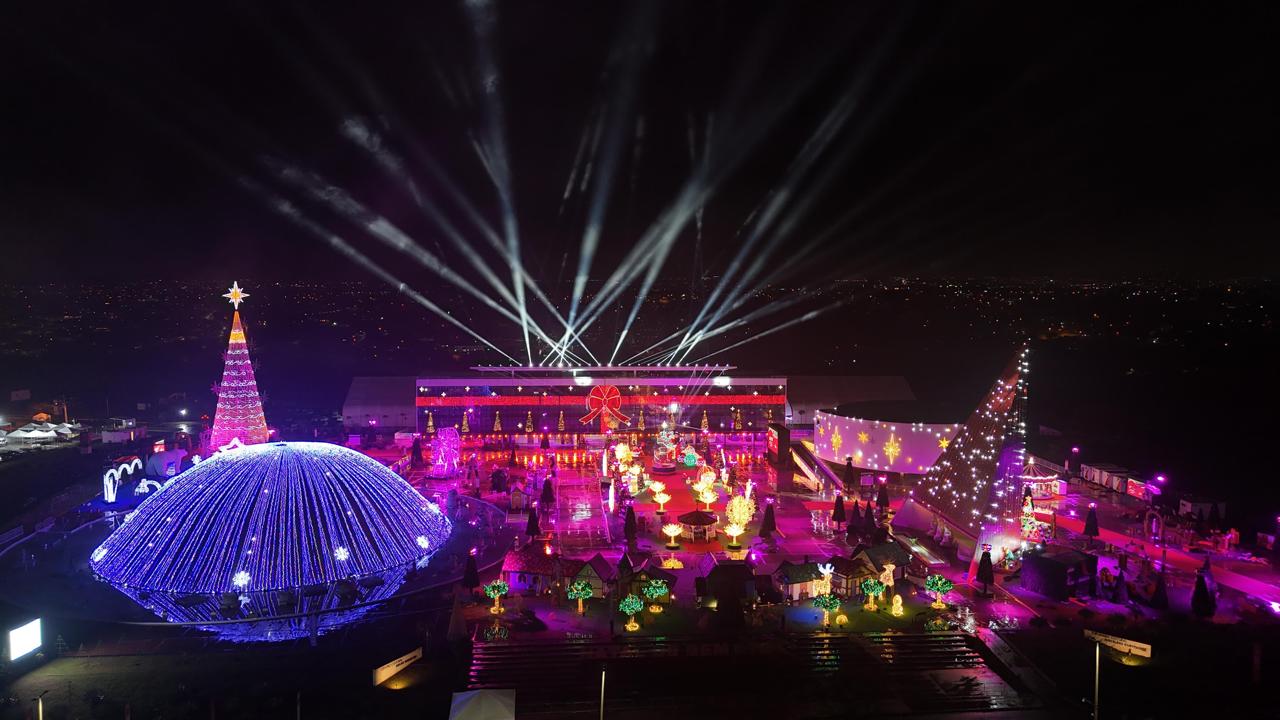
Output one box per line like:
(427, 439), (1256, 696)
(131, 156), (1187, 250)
(223, 281), (250, 310)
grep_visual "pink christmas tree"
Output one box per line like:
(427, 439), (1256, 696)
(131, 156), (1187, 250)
(208, 282), (270, 450)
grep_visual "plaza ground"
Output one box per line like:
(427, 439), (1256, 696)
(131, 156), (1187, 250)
(8, 437), (1280, 717)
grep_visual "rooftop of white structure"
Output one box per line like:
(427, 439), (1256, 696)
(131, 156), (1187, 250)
(468, 364), (737, 375)
(416, 365), (788, 388)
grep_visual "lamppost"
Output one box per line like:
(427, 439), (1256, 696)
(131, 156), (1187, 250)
(33, 690), (49, 720)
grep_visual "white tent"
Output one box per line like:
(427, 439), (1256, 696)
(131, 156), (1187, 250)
(448, 690), (516, 720)
(8, 428), (56, 441)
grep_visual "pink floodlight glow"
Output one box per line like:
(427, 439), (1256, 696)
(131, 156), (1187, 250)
(1089, 502), (1097, 509)
(1155, 474), (1167, 483)
(1071, 446), (1080, 453)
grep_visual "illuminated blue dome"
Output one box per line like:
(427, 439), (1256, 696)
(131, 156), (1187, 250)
(91, 442), (451, 594)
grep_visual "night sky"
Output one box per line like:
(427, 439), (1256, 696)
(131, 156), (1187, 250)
(1, 1), (1277, 285)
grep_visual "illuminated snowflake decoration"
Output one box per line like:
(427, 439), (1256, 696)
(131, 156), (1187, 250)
(334, 546), (350, 562)
(415, 535), (431, 550)
(91, 546), (108, 563)
(857, 431), (870, 444)
(232, 570), (251, 589)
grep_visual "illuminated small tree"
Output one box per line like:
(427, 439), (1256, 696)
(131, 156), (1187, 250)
(861, 578), (886, 611)
(726, 494), (755, 527)
(698, 487), (719, 511)
(484, 579), (509, 615)
(642, 578), (669, 612)
(567, 579), (594, 615)
(724, 523), (746, 549)
(653, 492), (672, 514)
(813, 592), (841, 627)
(662, 523), (683, 549)
(648, 480), (666, 495)
(619, 593), (644, 631)
(925, 574), (954, 609)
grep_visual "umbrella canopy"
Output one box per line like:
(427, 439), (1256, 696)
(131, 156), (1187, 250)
(677, 509), (717, 526)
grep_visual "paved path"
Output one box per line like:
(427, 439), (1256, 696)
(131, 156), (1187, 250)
(554, 469), (611, 549)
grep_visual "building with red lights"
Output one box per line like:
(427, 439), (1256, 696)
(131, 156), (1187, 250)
(412, 365), (786, 439)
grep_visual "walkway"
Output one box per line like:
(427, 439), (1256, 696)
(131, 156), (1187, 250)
(554, 468), (611, 549)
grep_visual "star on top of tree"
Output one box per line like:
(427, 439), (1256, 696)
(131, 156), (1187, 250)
(223, 281), (250, 310)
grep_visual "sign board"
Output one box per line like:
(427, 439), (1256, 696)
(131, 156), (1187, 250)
(1085, 630), (1152, 658)
(766, 423), (790, 468)
(8, 618), (41, 661)
(372, 646), (422, 686)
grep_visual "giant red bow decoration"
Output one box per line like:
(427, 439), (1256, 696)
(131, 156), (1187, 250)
(580, 384), (630, 432)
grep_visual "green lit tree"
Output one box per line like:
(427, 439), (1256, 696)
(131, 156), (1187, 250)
(484, 579), (509, 614)
(861, 578), (887, 611)
(567, 579), (594, 615)
(925, 574), (954, 609)
(619, 593), (644, 631)
(642, 579), (669, 612)
(813, 592), (841, 627)
(642, 578), (669, 602)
